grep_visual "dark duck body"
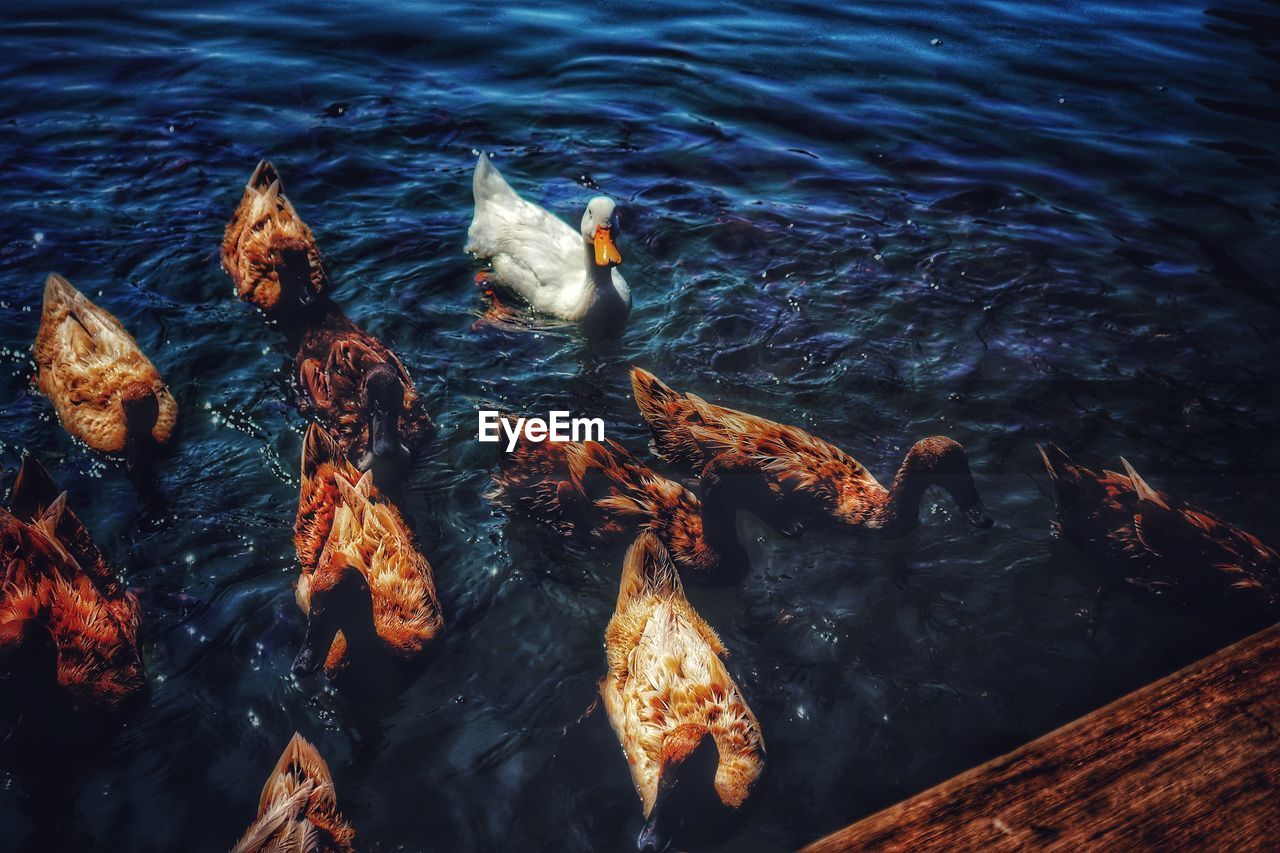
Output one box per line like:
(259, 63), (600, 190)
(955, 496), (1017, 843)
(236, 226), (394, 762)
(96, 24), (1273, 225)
(489, 431), (798, 584)
(294, 304), (436, 482)
(1040, 444), (1280, 621)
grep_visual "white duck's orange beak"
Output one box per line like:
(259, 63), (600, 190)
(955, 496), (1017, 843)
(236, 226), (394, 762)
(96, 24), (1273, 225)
(594, 225), (621, 266)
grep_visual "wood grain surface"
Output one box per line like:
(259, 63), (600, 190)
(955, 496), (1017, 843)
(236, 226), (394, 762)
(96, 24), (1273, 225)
(801, 625), (1280, 852)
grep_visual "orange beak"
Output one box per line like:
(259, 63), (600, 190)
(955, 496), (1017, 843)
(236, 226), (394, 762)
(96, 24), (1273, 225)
(594, 226), (622, 267)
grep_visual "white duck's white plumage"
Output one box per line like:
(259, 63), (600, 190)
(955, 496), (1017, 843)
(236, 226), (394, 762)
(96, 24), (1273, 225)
(465, 153), (630, 328)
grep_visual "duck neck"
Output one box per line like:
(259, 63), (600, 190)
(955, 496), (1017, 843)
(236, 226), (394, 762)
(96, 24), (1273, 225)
(680, 457), (766, 576)
(121, 392), (159, 473)
(581, 256), (627, 336)
(583, 242), (615, 292)
(698, 486), (743, 564)
(874, 457), (930, 536)
(336, 593), (384, 665)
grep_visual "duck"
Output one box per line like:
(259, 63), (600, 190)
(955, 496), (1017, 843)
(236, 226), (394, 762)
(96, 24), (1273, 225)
(1039, 444), (1280, 620)
(631, 367), (994, 536)
(465, 153), (630, 336)
(489, 428), (800, 583)
(232, 732), (355, 853)
(295, 306), (436, 483)
(601, 532), (766, 852)
(0, 456), (145, 753)
(34, 273), (178, 469)
(292, 423), (443, 697)
(222, 160), (329, 316)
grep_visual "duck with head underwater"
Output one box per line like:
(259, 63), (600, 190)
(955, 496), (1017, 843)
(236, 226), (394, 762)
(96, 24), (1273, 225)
(292, 423), (443, 699)
(489, 426), (802, 585)
(601, 532), (766, 852)
(466, 152), (630, 337)
(221, 159), (329, 317)
(1040, 444), (1280, 622)
(33, 273), (178, 472)
(293, 309), (436, 486)
(631, 367), (993, 537)
(232, 732), (355, 853)
(0, 456), (146, 759)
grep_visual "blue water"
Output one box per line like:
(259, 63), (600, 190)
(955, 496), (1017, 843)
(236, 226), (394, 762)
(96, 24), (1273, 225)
(1, 0), (1278, 850)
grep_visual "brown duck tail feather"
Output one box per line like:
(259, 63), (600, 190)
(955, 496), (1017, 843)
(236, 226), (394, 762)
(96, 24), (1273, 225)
(247, 159), (280, 193)
(1120, 457), (1171, 510)
(265, 732), (336, 799)
(233, 782), (314, 853)
(10, 455), (60, 522)
(302, 423), (345, 479)
(631, 367), (681, 427)
(618, 531), (684, 605)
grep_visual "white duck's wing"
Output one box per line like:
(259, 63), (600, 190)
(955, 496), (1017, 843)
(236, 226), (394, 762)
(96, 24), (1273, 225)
(465, 154), (587, 311)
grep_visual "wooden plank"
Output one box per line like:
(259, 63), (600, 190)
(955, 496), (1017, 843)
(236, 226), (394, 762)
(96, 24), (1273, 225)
(801, 625), (1280, 852)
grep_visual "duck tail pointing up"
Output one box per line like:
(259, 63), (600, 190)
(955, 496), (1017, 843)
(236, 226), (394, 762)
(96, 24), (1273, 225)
(472, 151), (518, 206)
(473, 151), (493, 195)
(631, 366), (682, 427)
(302, 422), (345, 480)
(617, 531), (683, 606)
(247, 159), (280, 193)
(9, 455), (60, 523)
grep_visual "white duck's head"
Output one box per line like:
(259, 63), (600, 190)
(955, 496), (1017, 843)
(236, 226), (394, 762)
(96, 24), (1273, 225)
(580, 197), (622, 269)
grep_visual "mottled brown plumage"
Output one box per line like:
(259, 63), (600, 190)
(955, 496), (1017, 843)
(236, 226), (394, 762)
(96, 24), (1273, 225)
(0, 457), (145, 746)
(489, 431), (793, 582)
(295, 309), (435, 476)
(631, 367), (992, 536)
(232, 732), (355, 853)
(601, 533), (765, 851)
(1040, 444), (1280, 618)
(34, 273), (177, 459)
(292, 424), (442, 695)
(222, 160), (328, 314)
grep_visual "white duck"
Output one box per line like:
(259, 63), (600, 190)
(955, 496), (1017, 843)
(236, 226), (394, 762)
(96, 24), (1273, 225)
(466, 153), (631, 335)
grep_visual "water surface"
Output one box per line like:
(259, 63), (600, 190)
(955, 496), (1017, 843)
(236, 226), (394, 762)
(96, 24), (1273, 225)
(1, 1), (1278, 850)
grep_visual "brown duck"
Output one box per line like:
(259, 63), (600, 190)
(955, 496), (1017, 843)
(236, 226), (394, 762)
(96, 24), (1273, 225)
(602, 532), (766, 852)
(292, 424), (443, 697)
(222, 160), (328, 315)
(294, 306), (436, 481)
(1040, 444), (1280, 619)
(34, 273), (178, 469)
(489, 430), (799, 583)
(631, 367), (992, 536)
(0, 457), (145, 752)
(232, 732), (355, 853)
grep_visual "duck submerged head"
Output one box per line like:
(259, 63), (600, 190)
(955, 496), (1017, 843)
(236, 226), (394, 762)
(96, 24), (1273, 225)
(360, 364), (409, 476)
(581, 197), (622, 269)
(270, 239), (320, 314)
(121, 381), (162, 472)
(292, 564), (373, 678)
(637, 723), (720, 853)
(904, 436), (994, 529)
